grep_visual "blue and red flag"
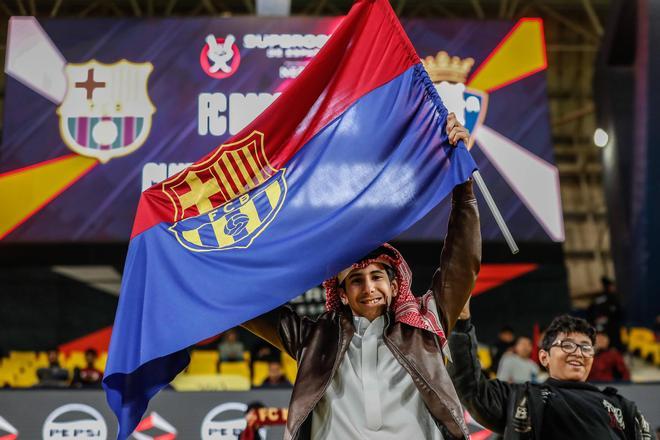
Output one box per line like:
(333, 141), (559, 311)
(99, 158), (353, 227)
(103, 0), (477, 437)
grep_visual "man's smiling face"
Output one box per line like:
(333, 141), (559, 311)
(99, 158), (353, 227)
(339, 263), (398, 321)
(539, 332), (594, 381)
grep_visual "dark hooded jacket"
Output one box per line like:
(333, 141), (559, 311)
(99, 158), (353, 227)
(447, 319), (652, 440)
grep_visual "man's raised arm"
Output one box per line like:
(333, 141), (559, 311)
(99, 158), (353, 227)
(428, 112), (481, 335)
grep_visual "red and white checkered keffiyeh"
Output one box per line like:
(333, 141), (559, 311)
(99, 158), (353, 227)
(323, 243), (447, 348)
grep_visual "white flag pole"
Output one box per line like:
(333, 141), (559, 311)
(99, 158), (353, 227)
(472, 170), (519, 254)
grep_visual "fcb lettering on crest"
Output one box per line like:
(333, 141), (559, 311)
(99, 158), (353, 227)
(57, 59), (156, 163)
(162, 131), (287, 252)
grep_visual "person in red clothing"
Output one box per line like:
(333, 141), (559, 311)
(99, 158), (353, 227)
(71, 348), (103, 389)
(588, 330), (630, 382)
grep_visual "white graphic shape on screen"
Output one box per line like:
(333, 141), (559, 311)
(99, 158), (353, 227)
(206, 34), (236, 73)
(5, 17), (67, 103)
(0, 415), (18, 438)
(434, 81), (468, 125)
(474, 124), (565, 241)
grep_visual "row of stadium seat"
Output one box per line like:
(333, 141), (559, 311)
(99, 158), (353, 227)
(185, 350), (298, 386)
(0, 349), (298, 389)
(622, 327), (659, 365)
(2, 327), (655, 389)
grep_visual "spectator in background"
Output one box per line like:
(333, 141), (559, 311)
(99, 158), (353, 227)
(71, 348), (103, 389)
(490, 325), (515, 373)
(497, 335), (541, 384)
(249, 340), (281, 381)
(218, 329), (245, 362)
(239, 401), (266, 440)
(588, 330), (630, 383)
(256, 361), (292, 389)
(36, 349), (69, 388)
(449, 306), (652, 439)
(239, 401), (288, 440)
(587, 276), (623, 350)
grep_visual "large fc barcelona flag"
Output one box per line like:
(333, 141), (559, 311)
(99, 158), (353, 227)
(103, 0), (477, 437)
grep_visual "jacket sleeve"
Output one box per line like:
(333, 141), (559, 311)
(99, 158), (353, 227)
(632, 405), (652, 440)
(431, 180), (481, 335)
(447, 318), (514, 434)
(241, 305), (311, 361)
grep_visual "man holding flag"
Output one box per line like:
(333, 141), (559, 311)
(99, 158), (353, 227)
(104, 0), (480, 438)
(242, 113), (479, 440)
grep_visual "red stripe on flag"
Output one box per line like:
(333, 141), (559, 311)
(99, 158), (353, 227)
(236, 148), (262, 187)
(225, 151), (250, 190)
(216, 159), (241, 197)
(133, 0), (420, 236)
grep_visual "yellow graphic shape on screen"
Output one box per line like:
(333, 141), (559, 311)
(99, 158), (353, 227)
(467, 18), (547, 93)
(0, 155), (98, 239)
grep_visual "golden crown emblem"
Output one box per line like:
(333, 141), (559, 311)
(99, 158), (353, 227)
(422, 51), (475, 84)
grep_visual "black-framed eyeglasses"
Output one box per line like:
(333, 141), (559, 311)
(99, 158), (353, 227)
(550, 340), (595, 357)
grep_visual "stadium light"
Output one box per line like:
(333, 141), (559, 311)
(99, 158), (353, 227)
(256, 0), (291, 16)
(594, 128), (609, 147)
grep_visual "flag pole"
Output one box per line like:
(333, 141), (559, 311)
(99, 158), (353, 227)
(472, 170), (519, 254)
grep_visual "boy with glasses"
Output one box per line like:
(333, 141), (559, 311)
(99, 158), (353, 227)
(448, 304), (652, 439)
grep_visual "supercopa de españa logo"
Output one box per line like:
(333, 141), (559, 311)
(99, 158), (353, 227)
(200, 34), (241, 79)
(42, 403), (107, 439)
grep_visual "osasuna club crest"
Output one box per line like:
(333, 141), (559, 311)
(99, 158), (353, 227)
(422, 51), (487, 149)
(162, 131), (287, 252)
(57, 59), (156, 163)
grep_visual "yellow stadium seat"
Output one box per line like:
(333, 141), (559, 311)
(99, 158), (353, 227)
(188, 350), (219, 375)
(220, 361), (250, 379)
(9, 351), (36, 365)
(14, 368), (38, 388)
(34, 352), (49, 368)
(95, 352), (108, 372)
(282, 353), (298, 384)
(1, 358), (24, 374)
(252, 361), (269, 386)
(477, 346), (492, 371)
(628, 327), (655, 355)
(171, 373), (250, 391)
(638, 341), (657, 362)
(0, 369), (15, 388)
(66, 351), (87, 370)
(620, 327), (629, 346)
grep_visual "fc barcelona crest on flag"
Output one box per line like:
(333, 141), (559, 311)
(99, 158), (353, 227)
(57, 60), (156, 163)
(161, 131), (287, 252)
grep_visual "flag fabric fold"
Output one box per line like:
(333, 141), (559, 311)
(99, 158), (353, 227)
(103, 0), (477, 437)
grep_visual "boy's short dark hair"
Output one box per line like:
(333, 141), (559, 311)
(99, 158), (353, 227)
(540, 314), (595, 351)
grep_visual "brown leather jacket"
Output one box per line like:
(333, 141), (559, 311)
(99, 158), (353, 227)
(243, 181), (481, 439)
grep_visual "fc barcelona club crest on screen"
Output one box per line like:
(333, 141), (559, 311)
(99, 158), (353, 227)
(57, 60), (156, 163)
(162, 131), (287, 252)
